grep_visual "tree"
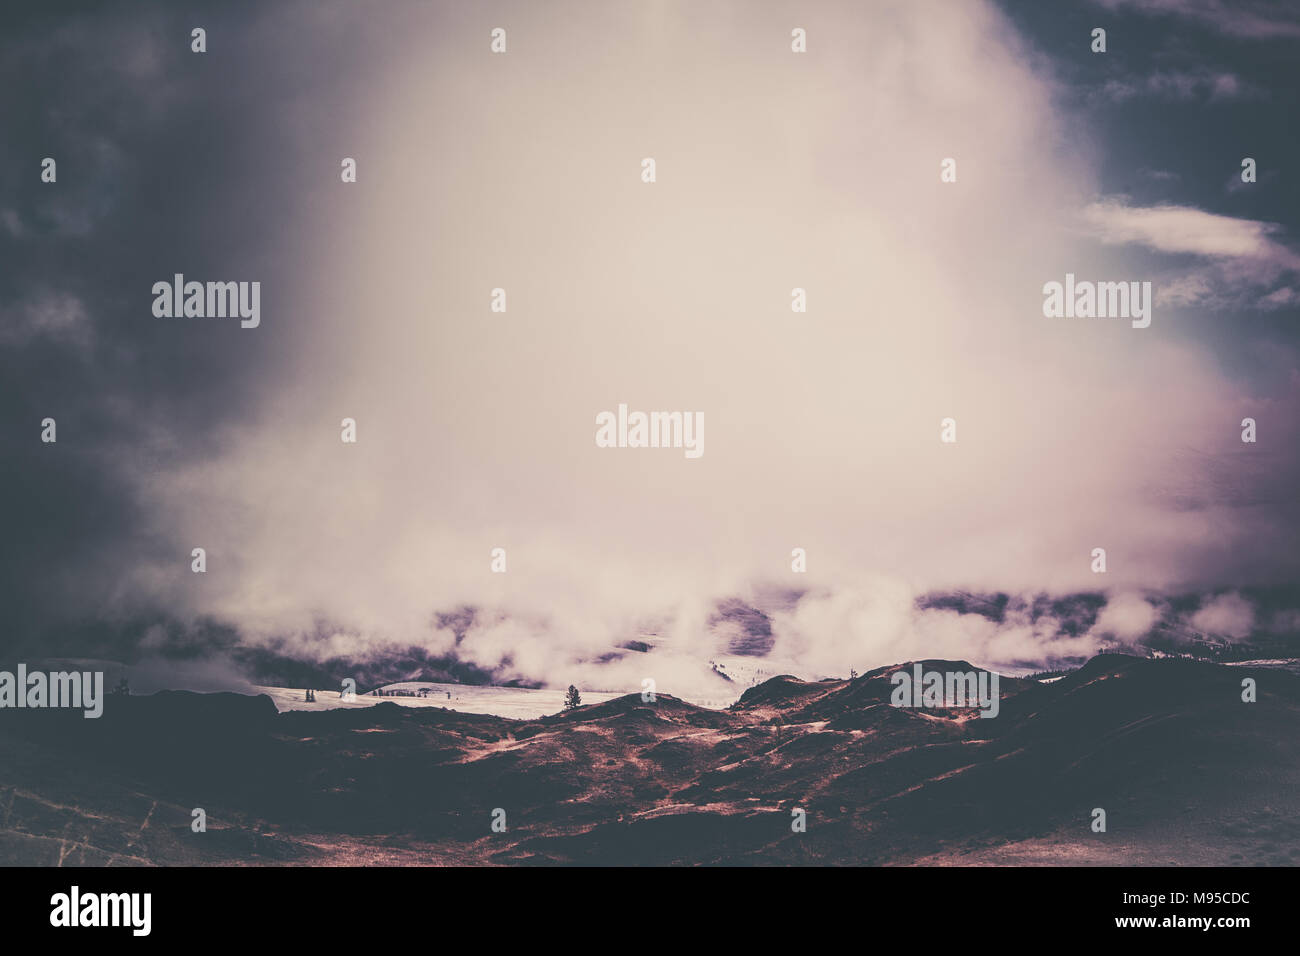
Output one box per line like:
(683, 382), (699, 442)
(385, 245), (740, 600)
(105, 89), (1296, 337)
(563, 685), (582, 710)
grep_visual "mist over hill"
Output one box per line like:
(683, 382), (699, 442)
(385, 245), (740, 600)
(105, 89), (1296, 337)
(21, 584), (1298, 702)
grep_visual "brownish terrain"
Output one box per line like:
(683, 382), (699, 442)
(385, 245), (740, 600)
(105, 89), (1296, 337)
(1, 654), (1296, 866)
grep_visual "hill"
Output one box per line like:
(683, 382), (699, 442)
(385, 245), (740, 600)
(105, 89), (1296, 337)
(0, 655), (1295, 865)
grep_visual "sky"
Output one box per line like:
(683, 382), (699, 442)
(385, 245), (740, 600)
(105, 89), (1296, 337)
(2, 0), (1298, 695)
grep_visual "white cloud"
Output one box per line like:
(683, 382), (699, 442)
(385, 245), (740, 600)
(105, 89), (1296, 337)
(1154, 273), (1215, 307)
(1082, 199), (1300, 308)
(1100, 70), (1260, 103)
(1082, 199), (1300, 264)
(0, 291), (92, 350)
(1258, 286), (1299, 309)
(1092, 0), (1300, 39)
(1093, 593), (1160, 641)
(0, 209), (23, 238)
(1190, 593), (1256, 640)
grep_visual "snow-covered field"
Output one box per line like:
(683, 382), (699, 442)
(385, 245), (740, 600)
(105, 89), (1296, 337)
(254, 680), (738, 718)
(1222, 658), (1300, 676)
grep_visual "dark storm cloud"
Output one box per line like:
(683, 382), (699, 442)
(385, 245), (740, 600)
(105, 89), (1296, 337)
(0, 1), (395, 654)
(999, 0), (1300, 385)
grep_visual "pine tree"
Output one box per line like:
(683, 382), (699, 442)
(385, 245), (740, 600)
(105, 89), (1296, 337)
(563, 685), (582, 710)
